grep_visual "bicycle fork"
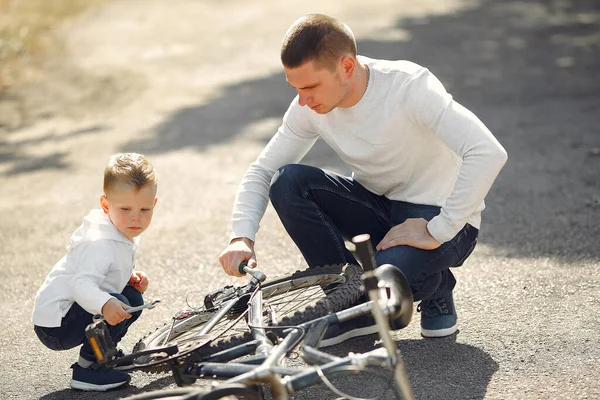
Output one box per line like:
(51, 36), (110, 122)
(354, 234), (414, 400)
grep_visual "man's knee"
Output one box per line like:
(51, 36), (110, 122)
(374, 247), (441, 300)
(269, 164), (307, 206)
(375, 247), (419, 281)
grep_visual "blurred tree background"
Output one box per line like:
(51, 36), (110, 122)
(0, 0), (107, 88)
(0, 0), (115, 131)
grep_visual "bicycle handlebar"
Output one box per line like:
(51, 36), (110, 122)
(239, 262), (267, 283)
(239, 261), (249, 274)
(352, 234), (377, 272)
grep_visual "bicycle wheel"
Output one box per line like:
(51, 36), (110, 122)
(127, 263), (363, 372)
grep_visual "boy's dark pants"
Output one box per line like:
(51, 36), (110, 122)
(34, 286), (143, 362)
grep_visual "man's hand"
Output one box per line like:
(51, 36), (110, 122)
(376, 218), (441, 251)
(218, 237), (257, 277)
(128, 270), (149, 293)
(101, 298), (131, 326)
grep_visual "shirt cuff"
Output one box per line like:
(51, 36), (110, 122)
(230, 221), (258, 243)
(427, 215), (459, 244)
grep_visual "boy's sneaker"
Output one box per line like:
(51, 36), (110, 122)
(71, 362), (131, 391)
(418, 292), (458, 338)
(319, 314), (379, 348)
(116, 345), (129, 358)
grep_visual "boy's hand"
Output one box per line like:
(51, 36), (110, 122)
(101, 298), (131, 326)
(129, 270), (149, 293)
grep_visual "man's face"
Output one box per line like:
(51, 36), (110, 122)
(284, 59), (351, 114)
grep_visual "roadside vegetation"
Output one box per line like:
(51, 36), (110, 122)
(0, 0), (108, 89)
(0, 0), (111, 130)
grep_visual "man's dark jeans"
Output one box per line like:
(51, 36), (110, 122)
(34, 285), (144, 362)
(269, 164), (479, 301)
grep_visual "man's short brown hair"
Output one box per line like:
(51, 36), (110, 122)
(103, 153), (157, 193)
(280, 14), (357, 70)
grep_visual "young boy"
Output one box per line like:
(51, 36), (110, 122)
(32, 153), (158, 391)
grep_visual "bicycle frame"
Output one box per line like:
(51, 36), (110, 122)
(179, 301), (410, 399)
(98, 235), (415, 400)
(170, 235), (415, 400)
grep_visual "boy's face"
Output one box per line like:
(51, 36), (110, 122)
(100, 183), (158, 242)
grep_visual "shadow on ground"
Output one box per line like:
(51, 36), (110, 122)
(0, 124), (109, 176)
(35, 335), (497, 400)
(279, 334), (497, 400)
(120, 0), (599, 262)
(38, 375), (176, 400)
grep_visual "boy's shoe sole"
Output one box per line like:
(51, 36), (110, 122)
(70, 363), (131, 392)
(71, 377), (130, 391)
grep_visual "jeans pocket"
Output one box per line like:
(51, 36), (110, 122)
(34, 325), (65, 351)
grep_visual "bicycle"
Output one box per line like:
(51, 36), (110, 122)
(86, 234), (415, 399)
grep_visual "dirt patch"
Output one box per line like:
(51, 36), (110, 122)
(0, 0), (142, 132)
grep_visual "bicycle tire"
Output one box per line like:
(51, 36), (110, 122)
(128, 264), (363, 373)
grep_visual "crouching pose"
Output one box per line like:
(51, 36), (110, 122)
(219, 14), (507, 344)
(32, 153), (158, 391)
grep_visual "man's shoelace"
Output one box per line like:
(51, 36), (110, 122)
(417, 298), (448, 317)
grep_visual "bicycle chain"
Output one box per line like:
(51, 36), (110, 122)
(134, 337), (214, 374)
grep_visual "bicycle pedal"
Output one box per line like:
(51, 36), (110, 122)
(85, 319), (118, 364)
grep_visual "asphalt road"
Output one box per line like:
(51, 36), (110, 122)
(1, 0), (599, 399)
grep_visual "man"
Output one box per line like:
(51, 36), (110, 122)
(219, 14), (507, 343)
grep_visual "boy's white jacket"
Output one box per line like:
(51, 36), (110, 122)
(32, 209), (139, 327)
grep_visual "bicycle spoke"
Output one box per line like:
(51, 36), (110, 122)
(269, 285), (312, 316)
(267, 287), (327, 318)
(270, 286), (320, 315)
(266, 286), (326, 306)
(267, 291), (322, 313)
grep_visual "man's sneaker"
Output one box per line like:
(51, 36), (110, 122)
(418, 293), (458, 338)
(70, 362), (131, 391)
(319, 314), (379, 348)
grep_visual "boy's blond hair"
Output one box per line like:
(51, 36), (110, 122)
(103, 153), (157, 193)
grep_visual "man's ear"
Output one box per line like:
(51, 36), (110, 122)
(153, 196), (158, 206)
(100, 194), (110, 215)
(340, 56), (355, 79)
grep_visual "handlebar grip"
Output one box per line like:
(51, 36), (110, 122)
(238, 261), (248, 275)
(352, 234), (377, 272)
